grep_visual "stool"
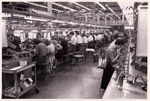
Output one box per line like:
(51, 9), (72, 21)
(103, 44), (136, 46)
(85, 48), (95, 62)
(65, 53), (76, 70)
(37, 63), (51, 83)
(73, 54), (85, 70)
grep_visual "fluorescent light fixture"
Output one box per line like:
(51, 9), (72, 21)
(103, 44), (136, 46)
(67, 21), (78, 25)
(73, 2), (91, 11)
(96, 2), (106, 10)
(23, 2), (47, 8)
(52, 2), (76, 12)
(107, 15), (113, 19)
(87, 24), (92, 27)
(24, 16), (48, 21)
(13, 14), (26, 18)
(124, 26), (134, 29)
(14, 30), (23, 33)
(107, 5), (115, 13)
(115, 14), (120, 19)
(80, 23), (86, 26)
(51, 20), (67, 24)
(31, 30), (38, 33)
(52, 8), (63, 12)
(106, 5), (120, 19)
(2, 13), (11, 17)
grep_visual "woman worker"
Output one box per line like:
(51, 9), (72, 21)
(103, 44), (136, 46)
(100, 38), (125, 93)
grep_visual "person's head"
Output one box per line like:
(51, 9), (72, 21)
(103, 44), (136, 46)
(42, 39), (50, 46)
(113, 33), (118, 40)
(70, 31), (74, 36)
(115, 38), (125, 49)
(33, 38), (41, 45)
(75, 31), (79, 35)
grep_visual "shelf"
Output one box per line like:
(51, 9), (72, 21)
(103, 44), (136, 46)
(2, 62), (36, 74)
(17, 83), (36, 98)
(3, 83), (36, 98)
(2, 62), (38, 98)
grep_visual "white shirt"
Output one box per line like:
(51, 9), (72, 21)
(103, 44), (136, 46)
(83, 36), (88, 43)
(47, 43), (55, 53)
(95, 35), (99, 40)
(88, 35), (93, 42)
(76, 35), (83, 44)
(71, 35), (77, 45)
(109, 40), (116, 47)
(97, 34), (103, 41)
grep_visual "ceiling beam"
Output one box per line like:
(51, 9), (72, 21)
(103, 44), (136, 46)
(73, 2), (91, 11)
(95, 2), (106, 10)
(107, 15), (113, 19)
(52, 2), (77, 12)
(106, 4), (120, 19)
(23, 2), (47, 8)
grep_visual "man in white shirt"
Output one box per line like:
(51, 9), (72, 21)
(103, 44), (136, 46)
(97, 33), (103, 41)
(88, 33), (94, 48)
(70, 31), (77, 52)
(76, 31), (83, 51)
(88, 34), (93, 42)
(83, 34), (88, 48)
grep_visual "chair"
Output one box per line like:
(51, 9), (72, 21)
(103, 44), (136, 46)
(72, 47), (85, 70)
(85, 48), (95, 62)
(63, 52), (76, 70)
(36, 55), (51, 83)
(100, 49), (106, 64)
(97, 48), (107, 69)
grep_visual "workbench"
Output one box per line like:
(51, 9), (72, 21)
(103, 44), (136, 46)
(102, 71), (147, 99)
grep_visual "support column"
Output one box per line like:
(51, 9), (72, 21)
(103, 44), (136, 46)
(47, 2), (52, 16)
(113, 19), (115, 25)
(105, 15), (107, 25)
(122, 13), (124, 24)
(85, 14), (88, 23)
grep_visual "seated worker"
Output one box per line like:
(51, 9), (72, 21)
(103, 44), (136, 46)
(55, 36), (68, 61)
(43, 39), (56, 74)
(32, 38), (48, 74)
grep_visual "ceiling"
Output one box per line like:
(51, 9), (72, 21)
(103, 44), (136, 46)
(51, 2), (123, 20)
(2, 2), (127, 27)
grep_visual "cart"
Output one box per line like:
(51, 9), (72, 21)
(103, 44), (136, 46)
(2, 62), (40, 98)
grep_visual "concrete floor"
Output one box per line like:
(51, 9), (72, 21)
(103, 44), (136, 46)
(21, 58), (104, 99)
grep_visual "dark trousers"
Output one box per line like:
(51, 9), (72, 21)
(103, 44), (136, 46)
(76, 44), (82, 51)
(100, 62), (115, 90)
(70, 44), (76, 52)
(84, 43), (88, 49)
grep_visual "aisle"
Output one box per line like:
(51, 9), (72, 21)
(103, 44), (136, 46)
(21, 59), (104, 99)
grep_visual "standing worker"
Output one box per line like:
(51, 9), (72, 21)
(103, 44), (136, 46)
(100, 38), (125, 93)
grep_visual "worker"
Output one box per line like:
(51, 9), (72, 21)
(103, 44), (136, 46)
(100, 38), (125, 93)
(88, 33), (93, 48)
(76, 31), (83, 51)
(82, 33), (88, 48)
(69, 31), (77, 52)
(32, 38), (48, 74)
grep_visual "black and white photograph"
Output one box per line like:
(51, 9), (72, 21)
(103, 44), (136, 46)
(1, 0), (148, 99)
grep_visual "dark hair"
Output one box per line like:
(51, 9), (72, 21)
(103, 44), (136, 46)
(115, 38), (125, 45)
(113, 34), (118, 39)
(75, 31), (79, 35)
(33, 38), (41, 45)
(70, 32), (74, 35)
(43, 39), (50, 46)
